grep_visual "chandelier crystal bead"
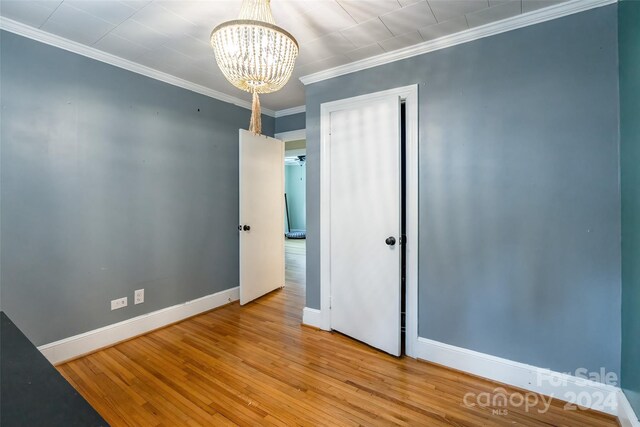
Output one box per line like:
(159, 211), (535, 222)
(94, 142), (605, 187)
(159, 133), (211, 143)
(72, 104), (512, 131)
(211, 0), (299, 134)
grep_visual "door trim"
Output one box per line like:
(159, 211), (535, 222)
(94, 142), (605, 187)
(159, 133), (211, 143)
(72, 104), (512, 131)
(318, 84), (419, 358)
(275, 129), (306, 142)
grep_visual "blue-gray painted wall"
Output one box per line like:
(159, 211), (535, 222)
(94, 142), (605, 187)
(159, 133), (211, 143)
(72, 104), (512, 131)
(275, 112), (305, 134)
(619, 0), (640, 415)
(305, 6), (621, 375)
(0, 31), (274, 346)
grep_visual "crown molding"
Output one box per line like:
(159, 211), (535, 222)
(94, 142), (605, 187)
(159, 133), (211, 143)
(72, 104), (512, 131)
(275, 105), (305, 118)
(300, 0), (617, 85)
(0, 17), (276, 117)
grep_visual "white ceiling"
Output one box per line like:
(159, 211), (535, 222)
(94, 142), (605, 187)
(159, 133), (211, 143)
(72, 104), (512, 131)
(0, 0), (568, 111)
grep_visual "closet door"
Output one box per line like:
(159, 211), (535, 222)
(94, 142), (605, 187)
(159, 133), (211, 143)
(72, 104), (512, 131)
(329, 95), (402, 356)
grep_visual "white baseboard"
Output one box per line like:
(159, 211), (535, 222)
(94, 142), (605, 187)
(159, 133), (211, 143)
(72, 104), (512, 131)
(302, 307), (322, 328)
(618, 390), (640, 427)
(39, 287), (239, 365)
(415, 336), (636, 421)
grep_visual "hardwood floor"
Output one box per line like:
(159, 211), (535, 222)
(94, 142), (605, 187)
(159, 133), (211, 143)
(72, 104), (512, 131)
(58, 239), (617, 426)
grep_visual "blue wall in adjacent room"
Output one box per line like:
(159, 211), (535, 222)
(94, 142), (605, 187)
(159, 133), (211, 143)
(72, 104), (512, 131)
(285, 164), (306, 231)
(304, 5), (621, 375)
(0, 31), (274, 345)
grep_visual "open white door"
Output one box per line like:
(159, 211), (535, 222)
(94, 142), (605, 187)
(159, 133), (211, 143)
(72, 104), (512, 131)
(239, 130), (285, 305)
(329, 95), (402, 356)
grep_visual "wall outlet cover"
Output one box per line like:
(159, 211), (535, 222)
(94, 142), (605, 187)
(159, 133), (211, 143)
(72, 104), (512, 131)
(134, 289), (144, 305)
(111, 297), (128, 310)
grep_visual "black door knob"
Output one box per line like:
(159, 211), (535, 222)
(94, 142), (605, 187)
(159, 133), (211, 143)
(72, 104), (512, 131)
(243, 225), (251, 231)
(385, 236), (396, 246)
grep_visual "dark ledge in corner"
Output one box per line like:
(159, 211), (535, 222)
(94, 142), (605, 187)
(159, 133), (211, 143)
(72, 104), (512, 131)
(1, 311), (108, 427)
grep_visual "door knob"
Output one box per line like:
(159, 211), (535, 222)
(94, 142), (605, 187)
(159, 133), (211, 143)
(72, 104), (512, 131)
(243, 225), (251, 231)
(385, 236), (396, 246)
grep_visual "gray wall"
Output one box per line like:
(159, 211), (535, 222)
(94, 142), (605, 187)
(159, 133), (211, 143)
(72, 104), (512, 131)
(305, 6), (620, 374)
(619, 0), (640, 414)
(275, 112), (305, 134)
(0, 31), (274, 346)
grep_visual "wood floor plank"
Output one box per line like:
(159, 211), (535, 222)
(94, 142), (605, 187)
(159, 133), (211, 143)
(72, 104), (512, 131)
(58, 239), (619, 427)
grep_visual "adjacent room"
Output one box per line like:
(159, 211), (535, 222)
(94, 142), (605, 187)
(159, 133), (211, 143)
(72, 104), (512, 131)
(1, 0), (638, 426)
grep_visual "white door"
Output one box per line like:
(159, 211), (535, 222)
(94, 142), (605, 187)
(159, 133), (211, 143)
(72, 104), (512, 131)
(329, 95), (402, 356)
(239, 130), (285, 305)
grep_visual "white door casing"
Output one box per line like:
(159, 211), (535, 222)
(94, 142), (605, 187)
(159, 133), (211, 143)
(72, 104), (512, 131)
(239, 130), (285, 305)
(319, 85), (419, 358)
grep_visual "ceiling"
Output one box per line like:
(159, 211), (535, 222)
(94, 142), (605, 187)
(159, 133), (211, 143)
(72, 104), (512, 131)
(0, 0), (568, 111)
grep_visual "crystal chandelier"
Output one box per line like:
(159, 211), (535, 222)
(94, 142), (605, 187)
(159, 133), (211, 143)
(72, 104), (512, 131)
(210, 0), (299, 134)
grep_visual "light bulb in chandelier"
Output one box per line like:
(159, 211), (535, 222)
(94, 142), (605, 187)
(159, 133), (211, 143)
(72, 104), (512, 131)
(210, 0), (299, 134)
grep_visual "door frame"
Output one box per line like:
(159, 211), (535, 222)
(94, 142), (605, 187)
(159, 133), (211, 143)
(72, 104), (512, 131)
(275, 129), (306, 142)
(319, 84), (419, 358)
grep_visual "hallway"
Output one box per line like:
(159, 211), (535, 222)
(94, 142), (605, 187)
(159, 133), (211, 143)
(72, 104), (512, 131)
(285, 238), (305, 288)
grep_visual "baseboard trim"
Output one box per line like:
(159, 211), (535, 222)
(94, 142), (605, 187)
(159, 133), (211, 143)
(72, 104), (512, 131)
(302, 307), (322, 329)
(38, 287), (239, 365)
(618, 390), (640, 427)
(415, 337), (631, 419)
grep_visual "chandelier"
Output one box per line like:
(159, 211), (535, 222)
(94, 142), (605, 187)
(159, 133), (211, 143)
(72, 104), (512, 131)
(210, 0), (299, 134)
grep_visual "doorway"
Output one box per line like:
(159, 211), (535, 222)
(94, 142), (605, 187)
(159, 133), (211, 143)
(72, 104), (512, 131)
(284, 140), (306, 240)
(238, 128), (306, 307)
(275, 129), (308, 294)
(284, 138), (306, 289)
(318, 85), (418, 358)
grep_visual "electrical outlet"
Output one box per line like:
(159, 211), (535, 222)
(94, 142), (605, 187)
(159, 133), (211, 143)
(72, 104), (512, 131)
(111, 297), (127, 310)
(134, 289), (144, 305)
